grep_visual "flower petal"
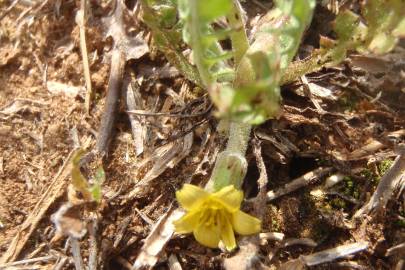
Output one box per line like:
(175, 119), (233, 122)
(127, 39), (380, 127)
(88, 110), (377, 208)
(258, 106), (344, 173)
(219, 213), (236, 251)
(232, 210), (261, 235)
(194, 224), (220, 248)
(212, 185), (243, 212)
(173, 211), (200, 234)
(176, 184), (209, 210)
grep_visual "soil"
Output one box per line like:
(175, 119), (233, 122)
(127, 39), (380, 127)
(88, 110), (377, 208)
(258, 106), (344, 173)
(0, 1), (404, 270)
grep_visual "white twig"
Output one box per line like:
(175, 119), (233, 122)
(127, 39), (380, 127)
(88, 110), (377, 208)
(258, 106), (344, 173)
(0, 255), (55, 268)
(70, 237), (85, 270)
(259, 232), (285, 242)
(302, 241), (368, 266)
(354, 146), (405, 218)
(88, 216), (98, 270)
(53, 256), (68, 270)
(267, 167), (333, 201)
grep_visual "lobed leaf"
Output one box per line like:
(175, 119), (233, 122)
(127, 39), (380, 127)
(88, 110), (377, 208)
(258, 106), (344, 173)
(218, 0), (315, 123)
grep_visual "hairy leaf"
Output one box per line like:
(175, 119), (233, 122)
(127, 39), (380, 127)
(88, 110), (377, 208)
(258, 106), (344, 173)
(140, 0), (203, 86)
(178, 0), (240, 86)
(218, 0), (315, 123)
(282, 0), (405, 84)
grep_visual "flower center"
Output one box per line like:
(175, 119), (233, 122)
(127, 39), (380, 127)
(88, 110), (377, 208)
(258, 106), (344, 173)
(199, 200), (225, 227)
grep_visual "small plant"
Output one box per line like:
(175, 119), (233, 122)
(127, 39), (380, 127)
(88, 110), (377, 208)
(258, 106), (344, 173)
(136, 0), (404, 249)
(170, 0), (316, 249)
(71, 149), (105, 203)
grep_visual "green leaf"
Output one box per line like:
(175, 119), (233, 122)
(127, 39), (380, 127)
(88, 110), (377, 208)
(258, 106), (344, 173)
(141, 0), (203, 86)
(70, 149), (105, 203)
(368, 33), (397, 54)
(198, 0), (232, 22)
(392, 18), (405, 37)
(90, 166), (105, 203)
(223, 0), (315, 124)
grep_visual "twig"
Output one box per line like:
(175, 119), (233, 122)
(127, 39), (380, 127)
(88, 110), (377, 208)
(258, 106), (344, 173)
(354, 146), (405, 218)
(0, 255), (55, 268)
(267, 167), (333, 201)
(124, 75), (146, 156)
(301, 241), (368, 266)
(70, 237), (85, 270)
(279, 242), (369, 269)
(53, 256), (68, 270)
(88, 216), (98, 270)
(282, 238), (317, 248)
(259, 232), (285, 241)
(386, 242), (405, 256)
(76, 0), (93, 114)
(95, 49), (125, 155)
(127, 103), (213, 118)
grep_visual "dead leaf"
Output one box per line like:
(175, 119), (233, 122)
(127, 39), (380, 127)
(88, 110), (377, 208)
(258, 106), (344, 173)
(102, 0), (149, 61)
(133, 206), (184, 269)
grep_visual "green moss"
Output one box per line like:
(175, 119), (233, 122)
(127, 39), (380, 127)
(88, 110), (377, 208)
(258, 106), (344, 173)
(330, 197), (346, 209)
(271, 218), (281, 232)
(339, 94), (358, 112)
(311, 220), (330, 242)
(342, 176), (360, 199)
(395, 219), (405, 228)
(378, 159), (394, 175)
(316, 157), (328, 166)
(359, 160), (394, 188)
(361, 168), (379, 186)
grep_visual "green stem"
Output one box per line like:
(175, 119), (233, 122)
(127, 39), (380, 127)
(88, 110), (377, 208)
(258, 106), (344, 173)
(205, 121), (251, 192)
(204, 1), (251, 192)
(189, 0), (214, 87)
(226, 121), (251, 155)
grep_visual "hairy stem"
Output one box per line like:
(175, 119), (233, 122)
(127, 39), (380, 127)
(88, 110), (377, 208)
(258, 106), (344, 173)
(226, 121), (251, 155)
(189, 0), (214, 87)
(205, 121), (251, 192)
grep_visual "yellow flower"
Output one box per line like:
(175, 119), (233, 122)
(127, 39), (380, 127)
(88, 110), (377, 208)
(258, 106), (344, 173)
(173, 184), (261, 251)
